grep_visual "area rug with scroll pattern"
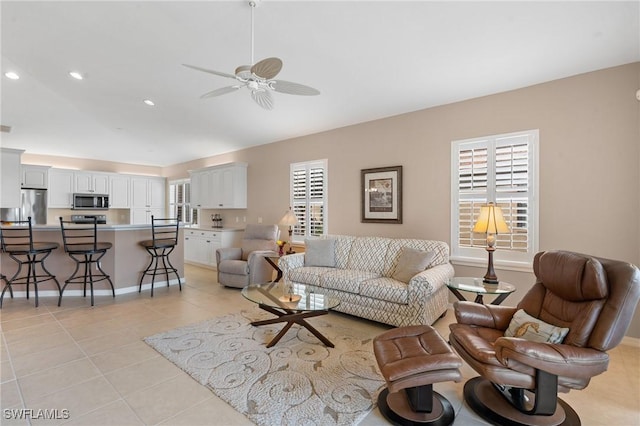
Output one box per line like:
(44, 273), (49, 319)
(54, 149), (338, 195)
(144, 309), (385, 425)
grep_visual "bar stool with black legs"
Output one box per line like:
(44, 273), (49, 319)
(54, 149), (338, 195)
(0, 217), (61, 308)
(139, 216), (181, 297)
(59, 216), (115, 306)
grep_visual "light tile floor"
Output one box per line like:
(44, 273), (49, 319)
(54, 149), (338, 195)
(1, 264), (639, 425)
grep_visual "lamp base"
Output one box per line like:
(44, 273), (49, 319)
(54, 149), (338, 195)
(484, 248), (499, 284)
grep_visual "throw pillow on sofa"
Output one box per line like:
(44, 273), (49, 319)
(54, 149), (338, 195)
(391, 247), (435, 283)
(304, 238), (337, 267)
(504, 309), (570, 344)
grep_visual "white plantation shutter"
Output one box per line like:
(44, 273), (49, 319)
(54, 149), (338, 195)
(169, 179), (193, 224)
(452, 130), (538, 265)
(458, 145), (488, 192)
(290, 160), (327, 240)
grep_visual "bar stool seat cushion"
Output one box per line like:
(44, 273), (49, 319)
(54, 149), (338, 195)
(65, 242), (112, 254)
(3, 242), (59, 254)
(139, 238), (176, 249)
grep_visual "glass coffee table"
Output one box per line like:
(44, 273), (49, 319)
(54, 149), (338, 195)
(241, 281), (341, 348)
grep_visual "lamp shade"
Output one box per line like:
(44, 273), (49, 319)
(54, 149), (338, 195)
(279, 208), (299, 227)
(473, 203), (510, 234)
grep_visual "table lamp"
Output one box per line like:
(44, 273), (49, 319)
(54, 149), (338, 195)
(279, 207), (299, 254)
(473, 202), (510, 284)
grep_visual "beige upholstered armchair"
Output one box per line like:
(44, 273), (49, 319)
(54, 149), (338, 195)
(216, 224), (279, 288)
(449, 250), (640, 426)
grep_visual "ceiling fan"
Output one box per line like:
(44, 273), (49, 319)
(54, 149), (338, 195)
(183, 0), (320, 110)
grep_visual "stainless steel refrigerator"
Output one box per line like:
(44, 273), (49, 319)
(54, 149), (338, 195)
(0, 188), (48, 225)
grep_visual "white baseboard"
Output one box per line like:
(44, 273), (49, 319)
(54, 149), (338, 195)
(184, 260), (216, 270)
(2, 278), (184, 298)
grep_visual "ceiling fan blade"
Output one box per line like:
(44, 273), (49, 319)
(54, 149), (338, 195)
(182, 64), (237, 80)
(251, 57), (282, 80)
(271, 80), (320, 96)
(251, 89), (274, 110)
(235, 65), (252, 80)
(200, 86), (240, 99)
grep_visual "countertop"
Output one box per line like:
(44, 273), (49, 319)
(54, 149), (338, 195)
(29, 224), (167, 231)
(27, 224), (245, 232)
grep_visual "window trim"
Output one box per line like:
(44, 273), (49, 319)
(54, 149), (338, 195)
(289, 159), (328, 244)
(450, 130), (539, 269)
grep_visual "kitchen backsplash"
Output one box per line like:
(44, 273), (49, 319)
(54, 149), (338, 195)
(47, 208), (131, 225)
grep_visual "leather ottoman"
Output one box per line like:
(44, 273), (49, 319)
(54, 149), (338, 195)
(373, 325), (462, 425)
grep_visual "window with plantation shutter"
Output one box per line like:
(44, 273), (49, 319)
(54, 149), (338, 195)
(451, 130), (538, 267)
(290, 160), (328, 241)
(169, 179), (194, 225)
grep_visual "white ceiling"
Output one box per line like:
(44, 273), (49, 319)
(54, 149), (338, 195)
(1, 1), (638, 167)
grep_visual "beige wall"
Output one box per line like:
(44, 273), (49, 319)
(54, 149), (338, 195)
(22, 63), (640, 337)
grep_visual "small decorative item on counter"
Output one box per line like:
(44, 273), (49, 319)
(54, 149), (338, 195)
(276, 240), (285, 256)
(211, 213), (223, 228)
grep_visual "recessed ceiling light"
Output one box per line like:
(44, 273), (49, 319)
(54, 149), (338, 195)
(69, 71), (83, 80)
(143, 99), (155, 106)
(5, 72), (19, 80)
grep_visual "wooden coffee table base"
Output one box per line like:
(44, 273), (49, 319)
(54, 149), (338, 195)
(251, 303), (335, 348)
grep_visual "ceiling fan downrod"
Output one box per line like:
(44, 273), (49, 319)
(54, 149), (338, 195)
(249, 0), (258, 66)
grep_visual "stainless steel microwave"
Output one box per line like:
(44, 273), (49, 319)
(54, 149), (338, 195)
(72, 193), (109, 210)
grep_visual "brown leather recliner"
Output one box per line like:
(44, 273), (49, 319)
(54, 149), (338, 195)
(449, 250), (640, 426)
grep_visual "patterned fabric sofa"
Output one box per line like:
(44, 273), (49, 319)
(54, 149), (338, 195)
(279, 235), (454, 327)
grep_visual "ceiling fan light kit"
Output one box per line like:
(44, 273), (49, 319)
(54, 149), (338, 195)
(183, 0), (319, 110)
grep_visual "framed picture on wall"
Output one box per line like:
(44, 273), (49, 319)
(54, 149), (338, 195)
(361, 165), (402, 223)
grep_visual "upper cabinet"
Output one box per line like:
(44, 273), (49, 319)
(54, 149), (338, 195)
(47, 168), (159, 214)
(189, 169), (211, 209)
(21, 165), (50, 189)
(0, 148), (24, 208)
(74, 171), (109, 194)
(131, 176), (165, 209)
(48, 168), (75, 208)
(109, 175), (130, 208)
(130, 176), (166, 224)
(190, 162), (247, 209)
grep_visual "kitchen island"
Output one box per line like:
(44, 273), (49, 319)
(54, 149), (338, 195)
(0, 224), (184, 301)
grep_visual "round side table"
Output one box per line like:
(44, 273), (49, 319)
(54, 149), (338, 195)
(447, 277), (516, 305)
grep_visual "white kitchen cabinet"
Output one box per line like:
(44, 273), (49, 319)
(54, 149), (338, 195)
(48, 168), (75, 208)
(183, 228), (243, 268)
(189, 169), (211, 209)
(189, 162), (247, 209)
(75, 171), (109, 194)
(131, 176), (164, 209)
(130, 176), (166, 224)
(184, 230), (214, 266)
(0, 148), (23, 208)
(21, 165), (49, 189)
(109, 175), (130, 208)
